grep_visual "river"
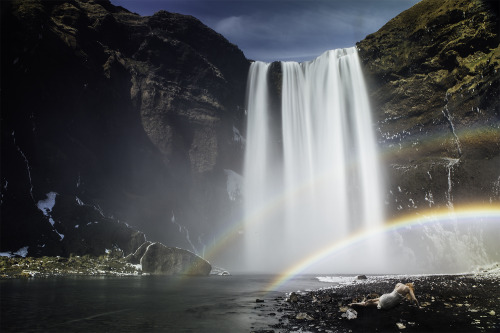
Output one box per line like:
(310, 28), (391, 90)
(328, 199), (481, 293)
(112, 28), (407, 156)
(0, 274), (338, 332)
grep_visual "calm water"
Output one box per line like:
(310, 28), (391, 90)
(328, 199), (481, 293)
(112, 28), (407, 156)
(0, 274), (335, 332)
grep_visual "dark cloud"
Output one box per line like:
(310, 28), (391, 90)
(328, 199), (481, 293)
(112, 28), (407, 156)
(112, 0), (421, 62)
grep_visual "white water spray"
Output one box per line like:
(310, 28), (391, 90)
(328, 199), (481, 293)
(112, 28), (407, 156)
(243, 48), (384, 273)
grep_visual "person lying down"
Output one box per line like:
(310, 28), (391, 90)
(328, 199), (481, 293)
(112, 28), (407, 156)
(349, 282), (420, 310)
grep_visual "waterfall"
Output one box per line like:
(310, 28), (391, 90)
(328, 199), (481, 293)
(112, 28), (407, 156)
(243, 48), (384, 273)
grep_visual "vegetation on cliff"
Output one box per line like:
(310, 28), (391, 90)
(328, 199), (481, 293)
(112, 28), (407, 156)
(357, 0), (500, 217)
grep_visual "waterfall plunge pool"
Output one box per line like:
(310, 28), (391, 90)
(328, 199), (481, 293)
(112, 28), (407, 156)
(0, 274), (343, 332)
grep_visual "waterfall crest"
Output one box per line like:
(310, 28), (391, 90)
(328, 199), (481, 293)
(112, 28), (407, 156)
(244, 48), (384, 273)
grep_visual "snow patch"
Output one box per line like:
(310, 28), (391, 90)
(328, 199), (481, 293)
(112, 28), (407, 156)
(0, 246), (29, 258)
(425, 191), (435, 207)
(55, 230), (64, 240)
(36, 192), (63, 240)
(37, 192), (58, 216)
(128, 263), (142, 271)
(76, 196), (84, 206)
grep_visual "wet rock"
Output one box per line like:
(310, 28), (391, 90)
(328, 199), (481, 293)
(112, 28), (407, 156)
(288, 292), (300, 303)
(296, 312), (314, 320)
(341, 308), (357, 320)
(264, 273), (500, 332)
(396, 322), (406, 329)
(140, 242), (211, 276)
(356, 275), (368, 280)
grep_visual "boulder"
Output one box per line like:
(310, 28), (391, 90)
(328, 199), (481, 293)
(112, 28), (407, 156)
(140, 242), (211, 276)
(124, 241), (152, 264)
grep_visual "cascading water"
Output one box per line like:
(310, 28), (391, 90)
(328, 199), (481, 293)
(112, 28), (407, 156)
(243, 48), (385, 273)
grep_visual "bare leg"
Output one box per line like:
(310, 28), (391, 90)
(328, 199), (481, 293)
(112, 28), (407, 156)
(349, 298), (379, 307)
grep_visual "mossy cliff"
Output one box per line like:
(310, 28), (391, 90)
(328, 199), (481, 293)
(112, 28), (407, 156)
(357, 0), (500, 218)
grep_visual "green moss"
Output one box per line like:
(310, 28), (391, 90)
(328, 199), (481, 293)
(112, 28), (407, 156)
(0, 254), (143, 279)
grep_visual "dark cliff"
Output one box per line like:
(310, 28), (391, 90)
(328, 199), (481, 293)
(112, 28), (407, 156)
(357, 0), (500, 218)
(1, 0), (249, 257)
(2, 0), (499, 265)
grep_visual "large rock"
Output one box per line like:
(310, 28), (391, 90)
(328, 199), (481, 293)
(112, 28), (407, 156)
(124, 241), (152, 264)
(356, 0), (500, 217)
(140, 242), (211, 276)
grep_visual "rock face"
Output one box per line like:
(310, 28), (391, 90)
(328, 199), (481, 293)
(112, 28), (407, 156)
(1, 0), (498, 267)
(139, 242), (212, 275)
(1, 0), (248, 257)
(357, 0), (500, 218)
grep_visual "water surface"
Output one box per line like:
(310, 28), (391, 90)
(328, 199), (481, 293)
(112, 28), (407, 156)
(1, 274), (334, 332)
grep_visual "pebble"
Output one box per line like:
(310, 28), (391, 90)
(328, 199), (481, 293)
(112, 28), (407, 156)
(341, 309), (357, 320)
(296, 312), (314, 320)
(396, 322), (406, 329)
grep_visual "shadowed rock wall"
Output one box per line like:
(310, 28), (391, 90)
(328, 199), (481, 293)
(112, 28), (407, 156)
(1, 0), (249, 257)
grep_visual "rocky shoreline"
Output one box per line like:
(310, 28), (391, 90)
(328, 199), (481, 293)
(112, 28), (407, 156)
(0, 242), (212, 278)
(254, 266), (499, 333)
(0, 253), (143, 278)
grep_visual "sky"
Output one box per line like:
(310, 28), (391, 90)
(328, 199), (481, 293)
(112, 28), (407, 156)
(110, 0), (421, 62)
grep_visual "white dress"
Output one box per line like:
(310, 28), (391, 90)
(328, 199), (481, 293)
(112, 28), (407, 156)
(377, 290), (404, 309)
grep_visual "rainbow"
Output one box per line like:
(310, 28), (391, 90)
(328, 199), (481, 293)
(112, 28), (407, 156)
(201, 168), (346, 265)
(201, 124), (500, 266)
(266, 203), (500, 292)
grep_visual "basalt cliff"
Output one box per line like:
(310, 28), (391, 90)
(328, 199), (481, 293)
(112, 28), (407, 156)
(1, 0), (248, 261)
(1, 0), (499, 267)
(356, 0), (500, 218)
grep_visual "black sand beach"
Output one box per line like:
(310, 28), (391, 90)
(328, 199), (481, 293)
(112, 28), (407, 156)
(253, 268), (500, 332)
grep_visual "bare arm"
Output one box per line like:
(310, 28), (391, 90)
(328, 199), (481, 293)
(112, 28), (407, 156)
(408, 288), (419, 307)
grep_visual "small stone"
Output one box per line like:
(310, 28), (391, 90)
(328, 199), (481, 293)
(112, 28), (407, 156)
(341, 309), (357, 320)
(296, 312), (314, 320)
(255, 299), (265, 303)
(489, 310), (495, 316)
(288, 292), (299, 303)
(396, 322), (406, 329)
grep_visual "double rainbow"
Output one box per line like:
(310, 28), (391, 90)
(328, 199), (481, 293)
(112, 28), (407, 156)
(266, 203), (500, 291)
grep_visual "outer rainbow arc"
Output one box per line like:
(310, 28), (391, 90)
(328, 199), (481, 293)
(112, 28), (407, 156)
(202, 125), (499, 268)
(201, 169), (341, 265)
(265, 203), (500, 292)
